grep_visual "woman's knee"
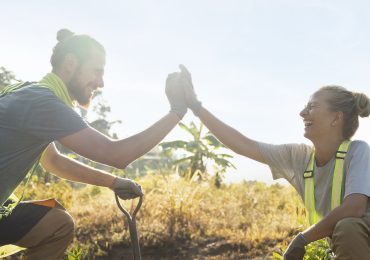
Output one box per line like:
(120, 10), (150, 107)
(332, 217), (363, 243)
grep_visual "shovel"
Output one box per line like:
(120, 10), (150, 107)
(115, 194), (143, 260)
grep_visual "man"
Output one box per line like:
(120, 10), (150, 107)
(0, 29), (187, 259)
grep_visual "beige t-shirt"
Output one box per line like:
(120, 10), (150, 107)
(258, 140), (370, 218)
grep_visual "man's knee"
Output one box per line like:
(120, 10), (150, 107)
(15, 207), (75, 250)
(54, 209), (75, 241)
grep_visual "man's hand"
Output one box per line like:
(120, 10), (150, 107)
(283, 233), (308, 260)
(111, 177), (143, 200)
(179, 64), (202, 116)
(165, 72), (187, 119)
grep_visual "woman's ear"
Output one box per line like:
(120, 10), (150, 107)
(331, 111), (344, 127)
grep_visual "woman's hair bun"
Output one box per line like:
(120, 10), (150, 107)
(354, 92), (370, 118)
(56, 29), (74, 42)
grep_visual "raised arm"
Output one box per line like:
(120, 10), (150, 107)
(197, 107), (265, 163)
(179, 65), (266, 164)
(58, 72), (187, 169)
(58, 112), (180, 169)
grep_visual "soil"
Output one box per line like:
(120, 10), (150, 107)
(3, 237), (285, 259)
(96, 237), (284, 260)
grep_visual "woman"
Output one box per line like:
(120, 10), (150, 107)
(172, 65), (370, 259)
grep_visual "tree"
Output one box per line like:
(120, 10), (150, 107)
(89, 91), (121, 138)
(123, 146), (176, 178)
(0, 66), (18, 89)
(160, 121), (236, 187)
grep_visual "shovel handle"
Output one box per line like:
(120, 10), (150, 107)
(115, 194), (143, 221)
(115, 194), (143, 260)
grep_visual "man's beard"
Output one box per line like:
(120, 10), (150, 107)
(68, 75), (92, 108)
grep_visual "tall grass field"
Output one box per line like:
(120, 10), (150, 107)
(4, 172), (330, 259)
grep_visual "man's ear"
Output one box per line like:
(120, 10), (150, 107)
(63, 53), (78, 74)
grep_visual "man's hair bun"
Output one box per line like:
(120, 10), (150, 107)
(51, 29), (105, 70)
(56, 29), (74, 42)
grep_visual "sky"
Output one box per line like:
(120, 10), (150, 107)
(1, 0), (369, 184)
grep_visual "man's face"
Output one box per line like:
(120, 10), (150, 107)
(68, 50), (105, 107)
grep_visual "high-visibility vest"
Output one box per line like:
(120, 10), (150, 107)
(304, 140), (351, 225)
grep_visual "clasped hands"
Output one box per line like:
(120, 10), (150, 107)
(165, 64), (202, 119)
(111, 65), (200, 200)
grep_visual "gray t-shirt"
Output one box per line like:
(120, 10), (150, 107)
(259, 140), (370, 218)
(0, 85), (88, 206)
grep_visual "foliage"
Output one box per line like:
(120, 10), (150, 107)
(63, 173), (304, 259)
(89, 92), (121, 139)
(304, 239), (332, 260)
(271, 239), (331, 260)
(123, 147), (176, 178)
(9, 171), (332, 259)
(0, 66), (18, 89)
(67, 246), (87, 260)
(14, 175), (74, 208)
(160, 121), (235, 186)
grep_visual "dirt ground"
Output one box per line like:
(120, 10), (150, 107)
(96, 237), (284, 260)
(3, 236), (285, 260)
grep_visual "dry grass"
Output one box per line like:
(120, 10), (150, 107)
(16, 173), (307, 259)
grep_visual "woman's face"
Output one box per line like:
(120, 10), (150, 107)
(299, 90), (340, 142)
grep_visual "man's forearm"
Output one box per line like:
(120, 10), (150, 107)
(59, 112), (181, 169)
(110, 112), (180, 168)
(48, 153), (116, 188)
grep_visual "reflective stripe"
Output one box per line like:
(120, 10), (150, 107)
(304, 140), (351, 225)
(331, 140), (351, 209)
(304, 152), (319, 225)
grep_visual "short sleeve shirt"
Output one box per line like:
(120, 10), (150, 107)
(258, 141), (370, 218)
(0, 85), (88, 206)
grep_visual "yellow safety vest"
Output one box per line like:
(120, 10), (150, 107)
(304, 140), (351, 225)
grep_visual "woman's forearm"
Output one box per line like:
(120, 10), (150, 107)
(198, 106), (265, 163)
(303, 194), (368, 242)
